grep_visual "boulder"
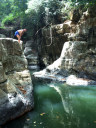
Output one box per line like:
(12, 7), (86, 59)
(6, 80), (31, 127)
(48, 40), (96, 78)
(66, 75), (96, 86)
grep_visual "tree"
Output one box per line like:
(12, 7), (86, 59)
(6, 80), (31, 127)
(0, 0), (13, 22)
(1, 0), (28, 27)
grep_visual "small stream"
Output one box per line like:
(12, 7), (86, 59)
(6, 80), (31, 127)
(2, 81), (96, 128)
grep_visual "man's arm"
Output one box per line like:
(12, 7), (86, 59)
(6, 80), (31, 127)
(21, 30), (24, 36)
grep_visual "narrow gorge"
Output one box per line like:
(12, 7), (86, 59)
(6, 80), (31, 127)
(0, 1), (96, 127)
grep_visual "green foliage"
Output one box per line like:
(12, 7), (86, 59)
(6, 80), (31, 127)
(0, 0), (13, 21)
(25, 0), (62, 39)
(0, 0), (28, 27)
(12, 0), (27, 16)
(2, 14), (15, 26)
(23, 4), (46, 39)
(26, 0), (62, 24)
(0, 0), (96, 40)
(26, 0), (44, 13)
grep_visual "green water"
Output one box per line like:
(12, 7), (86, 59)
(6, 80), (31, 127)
(2, 82), (96, 128)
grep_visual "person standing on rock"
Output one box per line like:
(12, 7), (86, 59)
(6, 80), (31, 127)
(14, 29), (27, 43)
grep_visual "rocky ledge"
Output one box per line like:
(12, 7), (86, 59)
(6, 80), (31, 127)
(33, 69), (96, 86)
(0, 38), (34, 125)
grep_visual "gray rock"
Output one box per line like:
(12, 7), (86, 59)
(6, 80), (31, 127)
(0, 34), (6, 38)
(0, 38), (34, 125)
(66, 75), (96, 86)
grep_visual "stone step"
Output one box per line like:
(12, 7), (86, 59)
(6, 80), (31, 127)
(26, 54), (38, 60)
(28, 61), (38, 65)
(28, 65), (39, 70)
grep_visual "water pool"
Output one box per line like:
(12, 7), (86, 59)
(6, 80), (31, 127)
(2, 81), (96, 128)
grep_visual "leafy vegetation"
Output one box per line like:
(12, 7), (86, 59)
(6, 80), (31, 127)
(0, 0), (27, 27)
(0, 0), (96, 39)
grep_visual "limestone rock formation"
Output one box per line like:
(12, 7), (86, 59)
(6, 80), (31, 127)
(0, 38), (34, 125)
(33, 9), (96, 85)
(37, 5), (96, 69)
(58, 40), (96, 78)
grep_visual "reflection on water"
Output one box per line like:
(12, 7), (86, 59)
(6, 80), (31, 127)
(49, 84), (70, 114)
(2, 82), (96, 128)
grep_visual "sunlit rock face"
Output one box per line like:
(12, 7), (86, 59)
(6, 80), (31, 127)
(38, 5), (96, 69)
(45, 38), (96, 79)
(66, 75), (96, 86)
(34, 9), (96, 82)
(34, 39), (96, 80)
(0, 38), (34, 125)
(59, 13), (96, 78)
(60, 40), (96, 77)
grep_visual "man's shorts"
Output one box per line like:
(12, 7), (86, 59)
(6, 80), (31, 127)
(14, 31), (20, 36)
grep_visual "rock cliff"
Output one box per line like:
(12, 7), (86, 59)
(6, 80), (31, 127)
(37, 6), (96, 67)
(33, 7), (96, 85)
(0, 38), (34, 125)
